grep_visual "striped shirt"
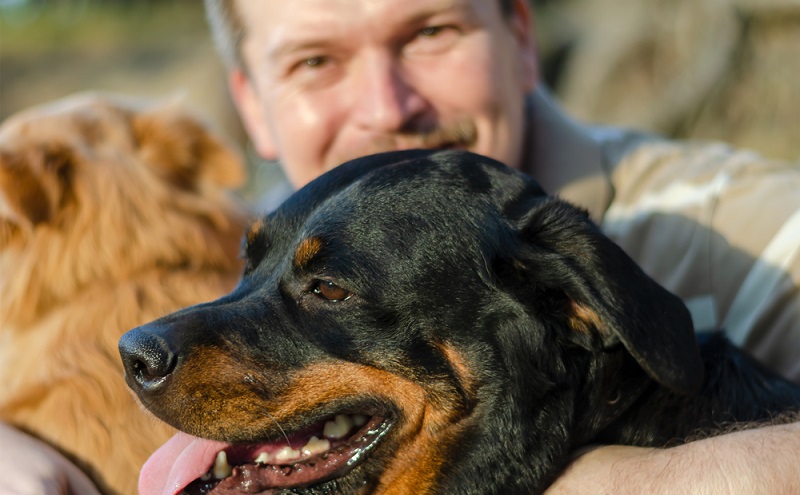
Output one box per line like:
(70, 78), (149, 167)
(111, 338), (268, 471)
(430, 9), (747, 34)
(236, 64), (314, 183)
(599, 135), (800, 380)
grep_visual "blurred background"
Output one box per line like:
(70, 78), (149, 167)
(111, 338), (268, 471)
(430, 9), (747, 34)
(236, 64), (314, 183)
(2, 0), (799, 201)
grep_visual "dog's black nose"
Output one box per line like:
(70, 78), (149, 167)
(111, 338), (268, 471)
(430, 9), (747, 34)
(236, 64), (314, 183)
(119, 327), (177, 392)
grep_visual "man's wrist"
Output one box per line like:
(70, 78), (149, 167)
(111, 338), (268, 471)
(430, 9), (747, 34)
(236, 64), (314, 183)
(545, 421), (800, 495)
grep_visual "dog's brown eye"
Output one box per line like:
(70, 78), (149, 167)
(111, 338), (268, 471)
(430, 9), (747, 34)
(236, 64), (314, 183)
(312, 281), (351, 302)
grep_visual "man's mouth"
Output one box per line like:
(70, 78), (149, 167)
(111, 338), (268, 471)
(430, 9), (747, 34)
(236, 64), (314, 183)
(140, 414), (392, 495)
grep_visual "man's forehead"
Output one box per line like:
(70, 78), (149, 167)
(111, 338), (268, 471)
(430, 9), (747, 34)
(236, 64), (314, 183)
(237, 0), (482, 55)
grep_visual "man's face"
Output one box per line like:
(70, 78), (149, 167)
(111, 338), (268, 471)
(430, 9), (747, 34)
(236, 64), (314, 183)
(231, 0), (538, 187)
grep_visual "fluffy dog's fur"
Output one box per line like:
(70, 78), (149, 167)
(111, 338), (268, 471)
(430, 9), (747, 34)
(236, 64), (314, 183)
(121, 149), (800, 495)
(0, 93), (251, 495)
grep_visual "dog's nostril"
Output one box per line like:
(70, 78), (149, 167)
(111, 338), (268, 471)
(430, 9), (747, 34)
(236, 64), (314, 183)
(118, 329), (177, 391)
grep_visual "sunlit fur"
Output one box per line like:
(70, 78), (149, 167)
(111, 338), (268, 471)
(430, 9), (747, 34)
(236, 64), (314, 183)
(0, 93), (251, 495)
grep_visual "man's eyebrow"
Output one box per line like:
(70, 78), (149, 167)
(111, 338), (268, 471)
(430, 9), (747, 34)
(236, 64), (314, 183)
(403, 2), (472, 25)
(267, 37), (333, 62)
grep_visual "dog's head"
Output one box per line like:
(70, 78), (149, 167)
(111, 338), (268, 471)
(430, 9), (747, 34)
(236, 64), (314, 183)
(0, 93), (249, 326)
(121, 150), (703, 494)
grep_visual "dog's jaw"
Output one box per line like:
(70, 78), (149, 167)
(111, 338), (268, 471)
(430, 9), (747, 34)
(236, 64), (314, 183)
(141, 415), (392, 495)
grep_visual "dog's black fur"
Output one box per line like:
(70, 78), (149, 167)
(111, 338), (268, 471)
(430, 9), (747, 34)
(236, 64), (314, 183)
(121, 149), (800, 494)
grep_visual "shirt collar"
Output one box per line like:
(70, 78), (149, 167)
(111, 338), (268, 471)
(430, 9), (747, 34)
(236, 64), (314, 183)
(522, 86), (614, 222)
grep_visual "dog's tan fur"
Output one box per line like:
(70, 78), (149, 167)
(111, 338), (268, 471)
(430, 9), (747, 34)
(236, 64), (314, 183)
(0, 93), (251, 495)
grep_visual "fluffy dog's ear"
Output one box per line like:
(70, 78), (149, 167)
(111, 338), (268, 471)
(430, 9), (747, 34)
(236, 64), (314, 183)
(0, 145), (73, 242)
(131, 102), (245, 190)
(505, 196), (704, 395)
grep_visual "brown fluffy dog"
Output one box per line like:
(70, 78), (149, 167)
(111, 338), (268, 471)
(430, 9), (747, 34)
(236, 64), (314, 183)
(0, 93), (251, 495)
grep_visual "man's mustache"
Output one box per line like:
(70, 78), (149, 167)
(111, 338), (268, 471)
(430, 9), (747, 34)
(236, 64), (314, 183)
(408, 119), (477, 149)
(329, 120), (478, 168)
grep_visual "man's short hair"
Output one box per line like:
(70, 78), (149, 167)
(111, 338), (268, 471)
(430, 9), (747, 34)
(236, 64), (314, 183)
(204, 0), (517, 72)
(204, 0), (245, 71)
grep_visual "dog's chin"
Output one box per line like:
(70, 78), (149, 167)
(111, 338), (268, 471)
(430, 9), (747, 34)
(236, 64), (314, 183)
(154, 413), (395, 495)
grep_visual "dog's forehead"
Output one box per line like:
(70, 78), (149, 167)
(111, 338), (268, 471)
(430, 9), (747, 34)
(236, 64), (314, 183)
(317, 151), (537, 222)
(273, 150), (541, 221)
(264, 150), (548, 270)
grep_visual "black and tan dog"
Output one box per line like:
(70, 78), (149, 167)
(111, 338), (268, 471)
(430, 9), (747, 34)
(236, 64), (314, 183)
(120, 149), (800, 495)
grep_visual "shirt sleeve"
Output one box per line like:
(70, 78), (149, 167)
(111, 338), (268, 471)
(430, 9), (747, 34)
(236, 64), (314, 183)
(601, 140), (800, 381)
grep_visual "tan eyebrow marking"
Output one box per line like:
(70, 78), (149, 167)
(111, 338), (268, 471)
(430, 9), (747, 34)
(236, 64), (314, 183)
(294, 237), (323, 269)
(567, 300), (605, 335)
(246, 218), (266, 246)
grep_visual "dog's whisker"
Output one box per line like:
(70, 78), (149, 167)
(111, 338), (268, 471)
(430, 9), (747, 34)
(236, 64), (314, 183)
(259, 407), (292, 447)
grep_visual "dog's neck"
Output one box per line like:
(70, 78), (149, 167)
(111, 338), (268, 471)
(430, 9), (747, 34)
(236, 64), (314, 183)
(583, 335), (800, 448)
(571, 348), (656, 447)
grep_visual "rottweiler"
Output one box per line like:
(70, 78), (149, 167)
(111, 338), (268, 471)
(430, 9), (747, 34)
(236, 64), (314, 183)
(120, 149), (800, 495)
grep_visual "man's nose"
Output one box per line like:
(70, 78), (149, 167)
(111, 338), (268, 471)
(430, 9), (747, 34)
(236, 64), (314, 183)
(351, 51), (427, 132)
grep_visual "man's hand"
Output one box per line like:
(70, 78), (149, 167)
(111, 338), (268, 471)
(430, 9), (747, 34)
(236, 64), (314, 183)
(545, 421), (800, 494)
(1, 422), (101, 495)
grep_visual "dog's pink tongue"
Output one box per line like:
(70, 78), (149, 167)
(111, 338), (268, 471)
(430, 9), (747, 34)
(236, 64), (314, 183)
(139, 432), (230, 495)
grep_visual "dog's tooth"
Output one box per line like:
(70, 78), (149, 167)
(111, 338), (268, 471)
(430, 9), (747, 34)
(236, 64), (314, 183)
(275, 446), (301, 461)
(323, 414), (354, 439)
(352, 414), (368, 427)
(254, 452), (273, 464)
(213, 451), (233, 479)
(301, 436), (331, 456)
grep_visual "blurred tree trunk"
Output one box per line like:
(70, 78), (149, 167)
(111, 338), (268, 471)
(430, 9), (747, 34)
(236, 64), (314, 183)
(535, 0), (800, 161)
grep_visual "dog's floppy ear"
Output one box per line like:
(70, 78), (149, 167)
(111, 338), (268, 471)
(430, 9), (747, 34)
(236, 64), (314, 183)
(505, 196), (704, 395)
(0, 144), (73, 242)
(131, 101), (245, 190)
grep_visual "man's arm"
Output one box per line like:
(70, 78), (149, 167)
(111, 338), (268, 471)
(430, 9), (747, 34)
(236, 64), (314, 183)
(1, 421), (102, 495)
(545, 421), (800, 494)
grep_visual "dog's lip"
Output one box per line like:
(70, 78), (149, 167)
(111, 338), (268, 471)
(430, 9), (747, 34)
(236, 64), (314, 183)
(139, 415), (392, 495)
(139, 431), (228, 495)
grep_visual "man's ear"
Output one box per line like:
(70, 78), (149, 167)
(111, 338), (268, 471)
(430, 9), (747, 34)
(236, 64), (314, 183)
(508, 0), (539, 92)
(228, 69), (278, 161)
(503, 196), (704, 395)
(131, 100), (245, 189)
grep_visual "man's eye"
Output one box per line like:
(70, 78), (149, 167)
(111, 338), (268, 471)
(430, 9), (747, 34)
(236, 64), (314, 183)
(312, 280), (352, 302)
(419, 26), (444, 37)
(405, 25), (459, 56)
(303, 56), (327, 68)
(284, 55), (328, 77)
